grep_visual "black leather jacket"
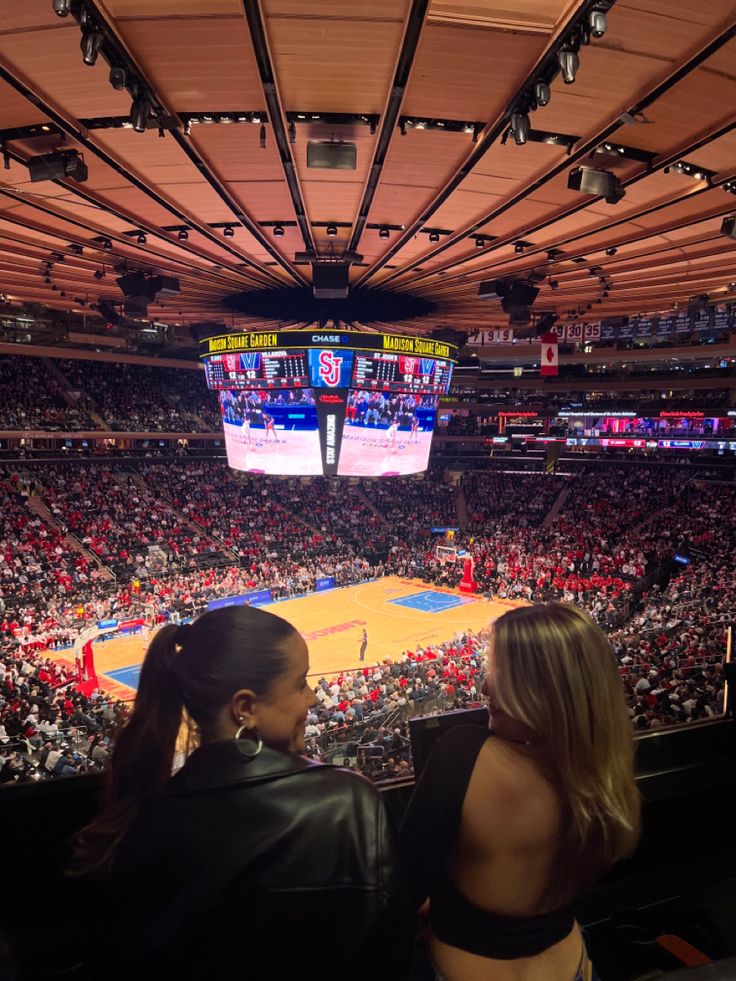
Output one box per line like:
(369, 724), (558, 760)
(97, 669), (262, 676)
(108, 740), (412, 980)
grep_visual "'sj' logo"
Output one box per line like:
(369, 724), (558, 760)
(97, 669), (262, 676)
(318, 350), (343, 386)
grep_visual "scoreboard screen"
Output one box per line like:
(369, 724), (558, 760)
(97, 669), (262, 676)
(351, 352), (453, 393)
(204, 350), (309, 390)
(200, 329), (459, 476)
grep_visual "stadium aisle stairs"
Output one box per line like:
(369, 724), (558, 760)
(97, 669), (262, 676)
(43, 357), (111, 431)
(25, 490), (115, 581)
(542, 482), (572, 528)
(126, 468), (242, 562)
(354, 485), (390, 525)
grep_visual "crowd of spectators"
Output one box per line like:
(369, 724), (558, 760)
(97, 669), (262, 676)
(57, 360), (217, 432)
(0, 459), (734, 785)
(39, 465), (218, 575)
(0, 636), (127, 784)
(0, 355), (93, 431)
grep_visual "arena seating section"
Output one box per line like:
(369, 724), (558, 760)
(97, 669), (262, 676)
(1, 357), (735, 785)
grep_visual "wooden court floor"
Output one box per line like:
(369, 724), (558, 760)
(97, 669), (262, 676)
(50, 577), (522, 698)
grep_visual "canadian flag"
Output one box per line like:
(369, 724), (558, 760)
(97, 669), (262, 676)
(540, 332), (559, 376)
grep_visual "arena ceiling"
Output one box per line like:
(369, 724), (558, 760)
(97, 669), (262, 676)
(2, 0), (736, 337)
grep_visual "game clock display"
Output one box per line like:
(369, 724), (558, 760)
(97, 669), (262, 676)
(200, 330), (459, 477)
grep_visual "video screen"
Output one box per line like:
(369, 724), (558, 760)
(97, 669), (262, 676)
(205, 350), (309, 390)
(338, 391), (438, 476)
(351, 352), (453, 394)
(219, 388), (322, 475)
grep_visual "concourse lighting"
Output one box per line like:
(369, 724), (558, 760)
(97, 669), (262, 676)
(510, 111), (530, 146)
(80, 29), (103, 66)
(223, 225), (235, 238)
(178, 228), (189, 241)
(273, 225), (285, 237)
(558, 47), (580, 84)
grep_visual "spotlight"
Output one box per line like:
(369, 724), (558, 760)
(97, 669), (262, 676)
(326, 225), (338, 237)
(136, 232), (147, 245)
(44, 276), (52, 284)
(534, 80), (551, 107)
(273, 225), (285, 237)
(93, 269), (105, 280)
(60, 291), (66, 297)
(475, 237), (484, 248)
(109, 66), (127, 91)
(80, 28), (103, 67)
(52, 0), (71, 15)
(429, 231), (440, 243)
(130, 95), (152, 133)
(379, 226), (390, 240)
(69, 243), (83, 255)
(259, 124), (266, 149)
(589, 8), (607, 38)
(568, 166), (626, 204)
(288, 121), (296, 144)
(102, 238), (112, 250)
(514, 242), (525, 254)
(550, 278), (559, 290)
(51, 284), (59, 291)
(558, 47), (579, 84)
(223, 225), (235, 238)
(510, 111), (530, 146)
(605, 246), (617, 256)
(177, 228), (189, 241)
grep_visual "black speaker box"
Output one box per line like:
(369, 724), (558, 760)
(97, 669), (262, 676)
(27, 153), (67, 182)
(307, 141), (357, 170)
(312, 263), (349, 299)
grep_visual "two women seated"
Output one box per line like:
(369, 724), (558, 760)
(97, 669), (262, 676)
(72, 602), (639, 981)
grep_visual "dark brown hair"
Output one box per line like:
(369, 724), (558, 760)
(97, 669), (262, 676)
(71, 605), (296, 875)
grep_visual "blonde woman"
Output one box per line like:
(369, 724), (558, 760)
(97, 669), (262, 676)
(400, 603), (640, 981)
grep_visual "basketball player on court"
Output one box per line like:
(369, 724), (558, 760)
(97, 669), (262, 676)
(385, 418), (399, 452)
(359, 628), (368, 662)
(409, 413), (420, 444)
(263, 412), (277, 442)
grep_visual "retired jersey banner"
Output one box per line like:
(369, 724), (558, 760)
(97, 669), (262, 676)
(540, 332), (559, 376)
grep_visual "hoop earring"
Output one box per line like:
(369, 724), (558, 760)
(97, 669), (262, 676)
(234, 724), (263, 759)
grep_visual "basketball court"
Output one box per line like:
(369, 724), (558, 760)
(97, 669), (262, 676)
(48, 576), (523, 699)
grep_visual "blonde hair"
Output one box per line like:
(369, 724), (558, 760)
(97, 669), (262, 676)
(490, 602), (640, 902)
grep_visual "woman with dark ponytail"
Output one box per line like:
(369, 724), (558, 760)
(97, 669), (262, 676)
(72, 606), (411, 980)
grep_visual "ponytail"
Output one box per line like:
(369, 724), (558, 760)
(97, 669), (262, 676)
(110, 623), (184, 801)
(71, 624), (185, 875)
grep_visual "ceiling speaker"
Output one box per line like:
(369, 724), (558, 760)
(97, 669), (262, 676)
(312, 263), (349, 299)
(307, 141), (357, 170)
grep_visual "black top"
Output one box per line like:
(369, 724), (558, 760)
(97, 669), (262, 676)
(104, 741), (412, 981)
(399, 724), (575, 960)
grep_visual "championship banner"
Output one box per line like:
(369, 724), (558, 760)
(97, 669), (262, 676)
(540, 332), (559, 376)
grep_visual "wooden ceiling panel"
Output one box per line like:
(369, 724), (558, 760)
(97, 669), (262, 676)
(102, 0), (244, 15)
(113, 15), (266, 111)
(426, 0), (566, 33)
(0, 25), (131, 119)
(263, 2), (410, 114)
(403, 24), (548, 121)
(300, 180), (365, 223)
